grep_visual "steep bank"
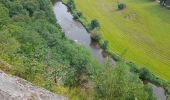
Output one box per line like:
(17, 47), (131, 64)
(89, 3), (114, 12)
(0, 0), (93, 99)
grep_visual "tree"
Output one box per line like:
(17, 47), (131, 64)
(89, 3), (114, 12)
(0, 3), (10, 28)
(101, 40), (109, 51)
(94, 60), (152, 100)
(90, 29), (102, 42)
(118, 3), (126, 10)
(91, 19), (100, 30)
(0, 30), (19, 56)
(160, 0), (167, 6)
(139, 68), (153, 80)
(67, 0), (76, 10)
(168, 95), (170, 100)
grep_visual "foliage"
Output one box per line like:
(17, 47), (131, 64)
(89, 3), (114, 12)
(0, 3), (10, 28)
(67, 0), (76, 10)
(127, 62), (167, 87)
(74, 0), (170, 81)
(0, 0), (92, 93)
(90, 29), (102, 42)
(101, 40), (109, 51)
(90, 19), (100, 30)
(160, 0), (170, 7)
(118, 3), (126, 10)
(92, 60), (155, 100)
(0, 0), (165, 99)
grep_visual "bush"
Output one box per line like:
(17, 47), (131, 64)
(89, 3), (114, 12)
(90, 29), (101, 42)
(139, 68), (153, 80)
(67, 0), (76, 10)
(126, 62), (140, 73)
(73, 14), (79, 20)
(94, 61), (152, 100)
(77, 11), (83, 17)
(118, 3), (126, 10)
(73, 11), (83, 20)
(167, 86), (170, 95)
(101, 40), (109, 51)
(91, 19), (100, 30)
(139, 68), (165, 86)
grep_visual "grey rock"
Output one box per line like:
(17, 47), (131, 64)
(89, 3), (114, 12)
(0, 70), (68, 100)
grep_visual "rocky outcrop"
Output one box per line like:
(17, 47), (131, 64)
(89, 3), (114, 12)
(0, 70), (67, 100)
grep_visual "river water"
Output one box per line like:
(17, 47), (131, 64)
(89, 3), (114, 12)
(53, 1), (112, 64)
(53, 1), (167, 100)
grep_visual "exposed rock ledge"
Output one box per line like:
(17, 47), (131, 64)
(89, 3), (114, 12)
(0, 70), (67, 100)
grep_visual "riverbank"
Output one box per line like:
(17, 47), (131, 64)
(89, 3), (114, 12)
(73, 0), (170, 82)
(61, 0), (170, 98)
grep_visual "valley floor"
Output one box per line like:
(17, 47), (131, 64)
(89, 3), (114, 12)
(74, 0), (170, 80)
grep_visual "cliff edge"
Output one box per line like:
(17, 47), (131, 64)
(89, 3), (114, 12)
(0, 70), (67, 100)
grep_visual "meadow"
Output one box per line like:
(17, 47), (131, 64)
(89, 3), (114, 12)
(74, 0), (170, 81)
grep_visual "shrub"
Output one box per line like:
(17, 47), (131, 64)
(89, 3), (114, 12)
(77, 11), (83, 17)
(90, 29), (101, 42)
(118, 3), (126, 10)
(94, 61), (151, 100)
(91, 19), (100, 30)
(139, 68), (153, 80)
(67, 0), (76, 10)
(166, 85), (170, 95)
(139, 67), (165, 86)
(101, 40), (109, 51)
(73, 13), (79, 20)
(126, 62), (140, 73)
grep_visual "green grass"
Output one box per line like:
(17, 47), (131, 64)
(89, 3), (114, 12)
(74, 0), (170, 81)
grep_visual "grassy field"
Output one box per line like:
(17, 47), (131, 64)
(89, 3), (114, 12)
(74, 0), (170, 81)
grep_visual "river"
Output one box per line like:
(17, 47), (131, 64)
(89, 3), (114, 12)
(53, 1), (114, 64)
(53, 1), (167, 100)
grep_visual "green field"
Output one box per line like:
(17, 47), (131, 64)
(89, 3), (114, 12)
(74, 0), (170, 81)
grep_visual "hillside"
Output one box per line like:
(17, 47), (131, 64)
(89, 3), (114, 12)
(0, 0), (93, 99)
(74, 0), (170, 80)
(0, 0), (169, 99)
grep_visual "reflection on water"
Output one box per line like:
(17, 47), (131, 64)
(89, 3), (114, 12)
(53, 1), (114, 64)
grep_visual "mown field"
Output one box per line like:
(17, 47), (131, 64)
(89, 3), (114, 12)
(74, 0), (170, 81)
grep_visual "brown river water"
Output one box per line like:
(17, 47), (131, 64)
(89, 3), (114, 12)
(53, 1), (167, 100)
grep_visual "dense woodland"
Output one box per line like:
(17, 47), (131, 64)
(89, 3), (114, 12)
(0, 0), (168, 99)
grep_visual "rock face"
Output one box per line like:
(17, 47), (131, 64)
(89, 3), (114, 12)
(0, 70), (67, 100)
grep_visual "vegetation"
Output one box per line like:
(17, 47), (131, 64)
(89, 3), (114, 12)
(0, 0), (168, 99)
(0, 0), (93, 99)
(64, 0), (101, 32)
(90, 29), (102, 42)
(160, 0), (170, 8)
(74, 0), (170, 81)
(118, 3), (126, 10)
(90, 19), (100, 30)
(64, 0), (169, 85)
(101, 40), (109, 51)
(64, 0), (170, 98)
(93, 60), (155, 100)
(127, 62), (166, 86)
